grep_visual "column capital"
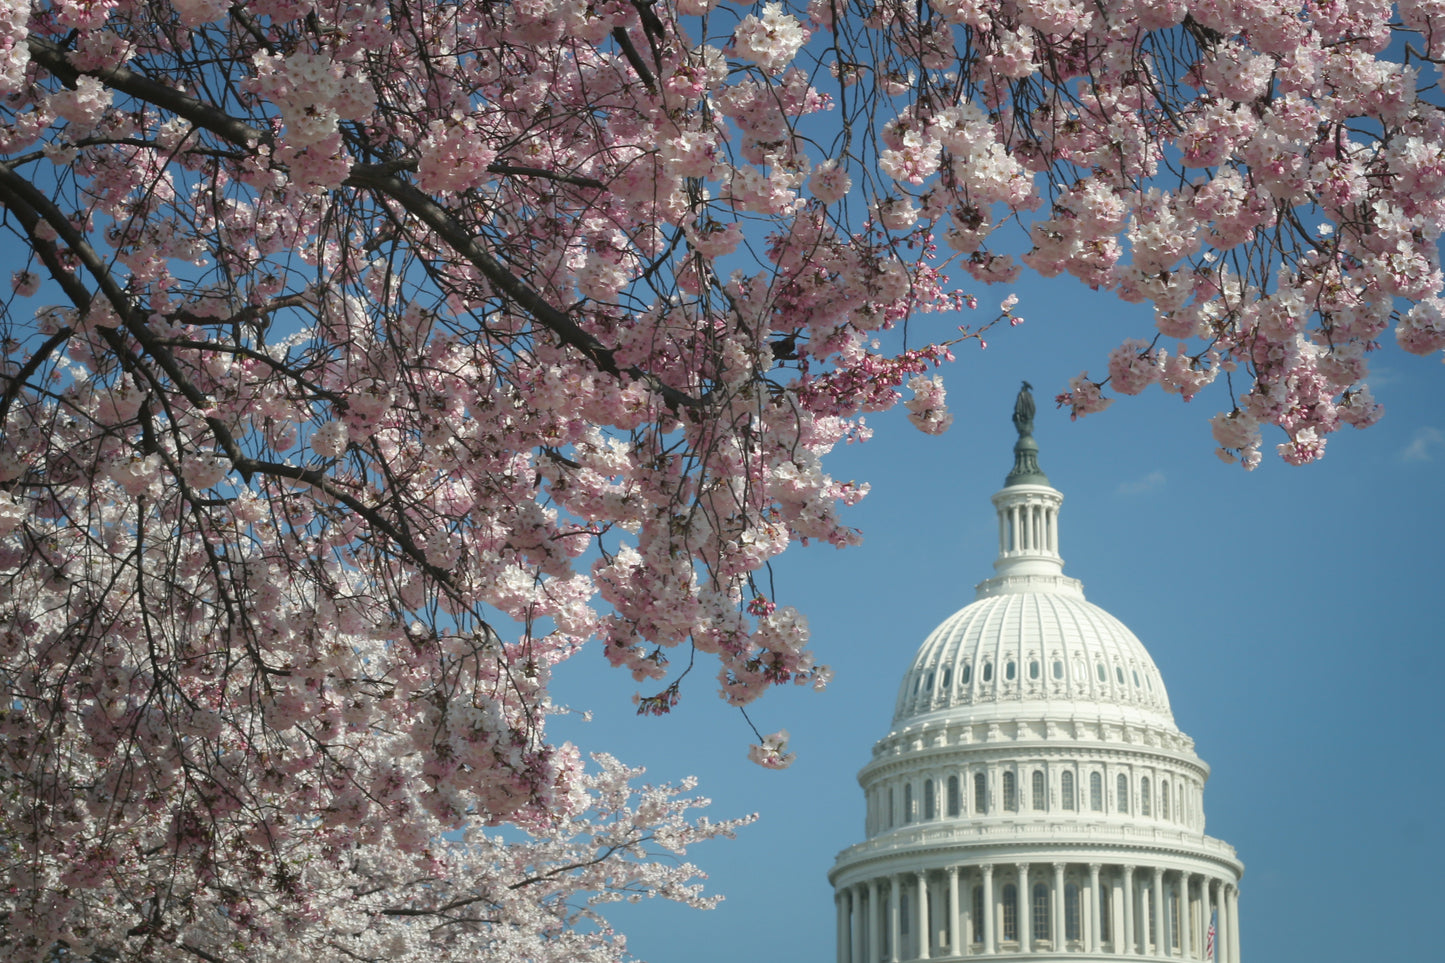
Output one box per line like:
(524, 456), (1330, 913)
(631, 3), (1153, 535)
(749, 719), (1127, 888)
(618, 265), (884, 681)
(981, 863), (994, 879)
(1088, 862), (1102, 875)
(1123, 865), (1135, 879)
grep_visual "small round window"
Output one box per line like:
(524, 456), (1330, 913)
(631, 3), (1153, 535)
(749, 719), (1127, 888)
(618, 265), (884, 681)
(1005, 661), (1017, 681)
(982, 662), (994, 683)
(1052, 660), (1064, 680)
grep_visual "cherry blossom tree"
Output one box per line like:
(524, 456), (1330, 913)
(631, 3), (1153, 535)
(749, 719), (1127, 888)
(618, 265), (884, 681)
(0, 0), (1440, 959)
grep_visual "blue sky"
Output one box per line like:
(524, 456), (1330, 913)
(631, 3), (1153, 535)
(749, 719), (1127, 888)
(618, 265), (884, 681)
(550, 272), (1445, 962)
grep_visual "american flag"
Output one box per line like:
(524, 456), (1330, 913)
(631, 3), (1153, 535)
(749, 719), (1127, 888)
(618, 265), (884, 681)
(1205, 909), (1217, 960)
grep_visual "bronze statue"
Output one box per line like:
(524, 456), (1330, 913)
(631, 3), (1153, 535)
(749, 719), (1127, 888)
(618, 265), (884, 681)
(1012, 380), (1035, 438)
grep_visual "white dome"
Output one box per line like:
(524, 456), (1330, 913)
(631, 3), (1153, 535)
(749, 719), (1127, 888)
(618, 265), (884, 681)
(893, 582), (1175, 732)
(829, 389), (1242, 963)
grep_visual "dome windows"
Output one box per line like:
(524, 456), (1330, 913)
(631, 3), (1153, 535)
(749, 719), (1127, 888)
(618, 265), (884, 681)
(923, 779), (936, 820)
(1028, 659), (1040, 680)
(1052, 659), (1064, 680)
(941, 665), (952, 691)
(1141, 777), (1152, 816)
(947, 775), (960, 817)
(1133, 669), (1141, 687)
(1061, 771), (1076, 810)
(1005, 660), (1017, 682)
(1031, 770), (1046, 810)
(961, 663), (972, 685)
(1115, 665), (1126, 685)
(974, 772), (988, 814)
(1090, 772), (1104, 811)
(904, 783), (914, 823)
(1003, 771), (1018, 812)
(982, 662), (994, 683)
(1117, 774), (1130, 813)
(1161, 781), (1170, 820)
(1096, 662), (1107, 683)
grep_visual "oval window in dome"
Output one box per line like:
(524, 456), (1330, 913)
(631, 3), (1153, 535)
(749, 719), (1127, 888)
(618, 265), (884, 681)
(1073, 660), (1085, 682)
(941, 666), (952, 690)
(1115, 666), (1125, 684)
(1145, 673), (1153, 691)
(1005, 661), (1017, 681)
(982, 662), (994, 683)
(1029, 660), (1040, 680)
(962, 663), (972, 684)
(1052, 659), (1064, 680)
(1132, 669), (1140, 687)
(1096, 663), (1107, 682)
(926, 670), (935, 691)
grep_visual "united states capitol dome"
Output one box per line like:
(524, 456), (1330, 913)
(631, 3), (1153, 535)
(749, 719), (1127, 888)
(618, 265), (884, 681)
(828, 384), (1242, 963)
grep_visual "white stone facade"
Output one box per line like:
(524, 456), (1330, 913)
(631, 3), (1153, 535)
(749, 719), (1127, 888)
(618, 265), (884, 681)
(829, 473), (1243, 962)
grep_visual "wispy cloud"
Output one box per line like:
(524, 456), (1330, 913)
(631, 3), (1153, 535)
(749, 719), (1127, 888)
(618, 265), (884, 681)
(1116, 470), (1166, 495)
(1400, 427), (1445, 463)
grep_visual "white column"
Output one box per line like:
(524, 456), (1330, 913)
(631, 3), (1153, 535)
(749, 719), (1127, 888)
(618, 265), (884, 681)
(870, 879), (882, 963)
(982, 865), (996, 955)
(948, 866), (961, 957)
(1179, 874), (1193, 960)
(1122, 866), (1135, 956)
(1018, 863), (1031, 952)
(1053, 863), (1066, 949)
(884, 879), (895, 960)
(916, 872), (930, 960)
(1227, 885), (1240, 963)
(851, 886), (864, 963)
(1211, 881), (1224, 963)
(1153, 866), (1166, 957)
(1088, 863), (1103, 954)
(838, 891), (849, 963)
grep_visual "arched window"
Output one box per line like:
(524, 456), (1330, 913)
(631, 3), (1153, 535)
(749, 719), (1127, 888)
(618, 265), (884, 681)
(1029, 659), (1040, 680)
(1133, 669), (1141, 687)
(1031, 770), (1046, 811)
(972, 886), (985, 944)
(1116, 665), (1126, 684)
(1002, 771), (1018, 812)
(974, 772), (988, 814)
(1096, 662), (1107, 682)
(1065, 883), (1082, 942)
(1052, 659), (1064, 680)
(1032, 882), (1050, 942)
(1005, 660), (1017, 681)
(947, 775), (960, 817)
(924, 779), (936, 820)
(941, 665), (952, 690)
(982, 662), (993, 683)
(962, 662), (972, 684)
(1002, 884), (1019, 942)
(1061, 771), (1076, 811)
(1161, 781), (1170, 820)
(925, 670), (935, 691)
(1099, 884), (1112, 943)
(1117, 774), (1129, 813)
(904, 783), (914, 823)
(888, 788), (896, 827)
(1141, 777), (1151, 816)
(1090, 772), (1103, 812)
